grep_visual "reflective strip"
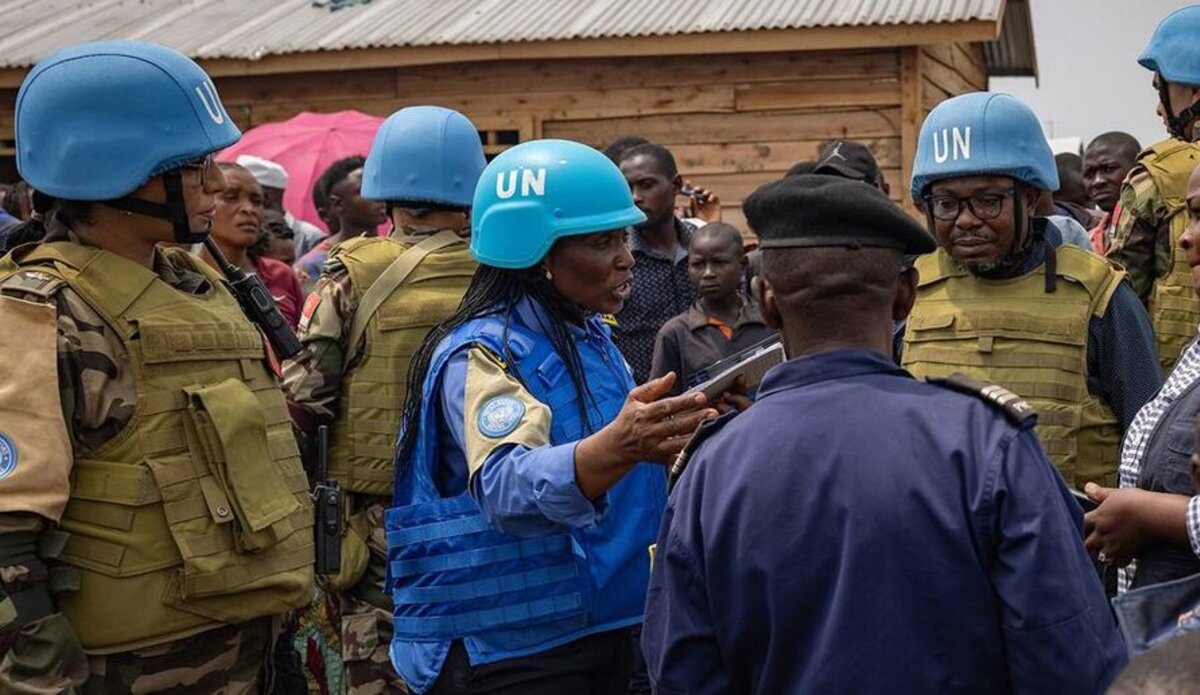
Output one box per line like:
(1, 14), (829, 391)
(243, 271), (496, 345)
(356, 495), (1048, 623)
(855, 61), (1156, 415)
(390, 535), (572, 579)
(386, 515), (493, 547)
(391, 593), (587, 640)
(393, 563), (580, 607)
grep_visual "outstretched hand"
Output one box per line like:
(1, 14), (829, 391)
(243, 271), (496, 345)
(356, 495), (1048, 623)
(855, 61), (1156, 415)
(574, 372), (718, 499)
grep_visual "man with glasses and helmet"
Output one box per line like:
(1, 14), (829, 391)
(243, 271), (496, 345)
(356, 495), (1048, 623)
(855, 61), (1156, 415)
(902, 92), (1161, 497)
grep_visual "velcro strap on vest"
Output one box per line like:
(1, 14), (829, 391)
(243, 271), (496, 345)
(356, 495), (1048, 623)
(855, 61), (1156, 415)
(391, 593), (587, 640)
(386, 515), (493, 547)
(904, 346), (1083, 372)
(390, 535), (573, 579)
(392, 562), (581, 606)
(184, 539), (314, 598)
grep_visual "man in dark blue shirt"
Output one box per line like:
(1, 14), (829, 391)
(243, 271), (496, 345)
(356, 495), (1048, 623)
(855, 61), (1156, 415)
(612, 142), (697, 383)
(643, 175), (1127, 694)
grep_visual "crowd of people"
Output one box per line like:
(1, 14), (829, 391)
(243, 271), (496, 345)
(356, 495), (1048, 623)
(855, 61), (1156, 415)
(9, 5), (1200, 695)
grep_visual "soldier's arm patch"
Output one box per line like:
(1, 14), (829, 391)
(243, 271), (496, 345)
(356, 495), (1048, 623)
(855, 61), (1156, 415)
(0, 295), (72, 522)
(927, 373), (1038, 427)
(462, 347), (551, 479)
(298, 293), (321, 334)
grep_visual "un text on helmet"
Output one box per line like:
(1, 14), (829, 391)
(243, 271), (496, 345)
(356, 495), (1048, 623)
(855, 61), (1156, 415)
(194, 80), (226, 125)
(933, 127), (972, 164)
(496, 168), (547, 199)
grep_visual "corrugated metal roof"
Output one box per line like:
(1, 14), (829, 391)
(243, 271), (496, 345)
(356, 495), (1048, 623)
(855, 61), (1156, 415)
(0, 0), (1014, 68)
(983, 0), (1037, 79)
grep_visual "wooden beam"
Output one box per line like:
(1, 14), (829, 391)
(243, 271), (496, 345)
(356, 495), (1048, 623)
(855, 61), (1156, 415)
(543, 107), (902, 146)
(0, 20), (999, 88)
(669, 138), (902, 176)
(734, 78), (900, 111)
(244, 84), (737, 126)
(900, 47), (923, 212)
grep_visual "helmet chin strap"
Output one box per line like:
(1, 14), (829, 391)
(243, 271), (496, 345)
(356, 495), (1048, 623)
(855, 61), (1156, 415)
(101, 170), (209, 244)
(1158, 74), (1200, 140)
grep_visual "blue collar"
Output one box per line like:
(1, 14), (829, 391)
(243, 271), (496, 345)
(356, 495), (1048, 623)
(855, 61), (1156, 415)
(757, 348), (909, 398)
(509, 293), (606, 342)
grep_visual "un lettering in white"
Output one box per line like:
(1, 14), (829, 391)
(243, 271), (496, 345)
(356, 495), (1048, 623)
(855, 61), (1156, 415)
(194, 80), (226, 125)
(932, 126), (972, 164)
(495, 168), (547, 199)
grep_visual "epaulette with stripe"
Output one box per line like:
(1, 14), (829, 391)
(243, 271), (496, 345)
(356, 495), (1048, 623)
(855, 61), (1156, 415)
(927, 373), (1037, 427)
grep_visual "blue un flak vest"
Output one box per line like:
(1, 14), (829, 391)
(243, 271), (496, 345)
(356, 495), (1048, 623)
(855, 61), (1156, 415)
(385, 306), (667, 691)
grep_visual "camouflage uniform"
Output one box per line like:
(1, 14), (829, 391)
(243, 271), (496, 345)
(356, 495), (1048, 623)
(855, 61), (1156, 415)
(0, 225), (289, 693)
(283, 223), (471, 694)
(1107, 134), (1200, 370)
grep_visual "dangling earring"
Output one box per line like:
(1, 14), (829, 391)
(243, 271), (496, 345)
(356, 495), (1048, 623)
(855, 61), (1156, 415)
(544, 267), (554, 281)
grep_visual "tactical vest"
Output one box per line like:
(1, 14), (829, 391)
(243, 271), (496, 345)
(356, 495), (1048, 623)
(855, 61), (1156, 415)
(385, 306), (666, 692)
(1140, 139), (1200, 371)
(328, 235), (476, 496)
(903, 246), (1124, 488)
(0, 242), (314, 654)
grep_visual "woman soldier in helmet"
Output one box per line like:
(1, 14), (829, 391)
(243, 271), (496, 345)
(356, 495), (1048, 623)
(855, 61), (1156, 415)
(384, 140), (723, 693)
(0, 41), (313, 692)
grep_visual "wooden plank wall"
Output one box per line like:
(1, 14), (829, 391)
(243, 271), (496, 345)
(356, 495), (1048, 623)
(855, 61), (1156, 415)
(206, 49), (905, 236)
(0, 45), (987, 229)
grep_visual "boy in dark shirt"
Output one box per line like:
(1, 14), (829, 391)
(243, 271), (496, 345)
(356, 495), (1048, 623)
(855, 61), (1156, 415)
(650, 222), (777, 394)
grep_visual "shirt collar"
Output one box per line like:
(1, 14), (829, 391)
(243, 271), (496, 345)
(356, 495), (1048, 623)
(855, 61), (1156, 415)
(757, 348), (908, 398)
(627, 218), (695, 262)
(685, 295), (765, 331)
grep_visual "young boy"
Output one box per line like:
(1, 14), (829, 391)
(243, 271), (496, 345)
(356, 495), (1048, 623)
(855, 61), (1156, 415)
(650, 222), (777, 395)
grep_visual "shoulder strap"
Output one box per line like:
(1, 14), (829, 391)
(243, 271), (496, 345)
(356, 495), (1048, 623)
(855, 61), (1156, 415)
(668, 411), (738, 491)
(926, 373), (1038, 427)
(347, 230), (465, 358)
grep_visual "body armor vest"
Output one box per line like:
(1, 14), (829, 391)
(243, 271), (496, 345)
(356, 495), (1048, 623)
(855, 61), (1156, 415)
(0, 242), (314, 654)
(329, 234), (476, 496)
(903, 245), (1124, 488)
(1141, 138), (1200, 371)
(385, 304), (666, 692)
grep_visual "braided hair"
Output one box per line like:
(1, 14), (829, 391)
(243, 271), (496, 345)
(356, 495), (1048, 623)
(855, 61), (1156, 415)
(396, 264), (599, 472)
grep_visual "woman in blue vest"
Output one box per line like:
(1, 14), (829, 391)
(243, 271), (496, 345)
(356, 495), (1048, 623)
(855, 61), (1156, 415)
(384, 139), (720, 693)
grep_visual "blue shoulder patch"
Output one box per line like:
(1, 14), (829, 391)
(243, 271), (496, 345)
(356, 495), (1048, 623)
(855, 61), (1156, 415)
(0, 432), (18, 479)
(478, 396), (526, 439)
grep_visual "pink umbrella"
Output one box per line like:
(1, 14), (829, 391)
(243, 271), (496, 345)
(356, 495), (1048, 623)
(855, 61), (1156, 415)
(218, 110), (384, 232)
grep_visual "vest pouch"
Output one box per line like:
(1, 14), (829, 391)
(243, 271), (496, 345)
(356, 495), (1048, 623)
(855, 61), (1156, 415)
(60, 459), (174, 577)
(183, 379), (302, 554)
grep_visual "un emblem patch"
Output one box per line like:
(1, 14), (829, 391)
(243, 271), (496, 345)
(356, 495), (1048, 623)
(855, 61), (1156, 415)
(478, 396), (526, 439)
(0, 432), (17, 480)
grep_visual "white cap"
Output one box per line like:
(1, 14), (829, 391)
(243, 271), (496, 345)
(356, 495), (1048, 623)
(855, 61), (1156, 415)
(236, 154), (289, 189)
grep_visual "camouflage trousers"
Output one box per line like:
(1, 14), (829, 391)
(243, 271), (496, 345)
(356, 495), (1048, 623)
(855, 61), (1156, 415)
(339, 501), (407, 695)
(83, 618), (274, 694)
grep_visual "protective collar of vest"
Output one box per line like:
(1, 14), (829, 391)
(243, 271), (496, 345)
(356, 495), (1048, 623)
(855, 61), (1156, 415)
(100, 170), (208, 244)
(1157, 74), (1200, 141)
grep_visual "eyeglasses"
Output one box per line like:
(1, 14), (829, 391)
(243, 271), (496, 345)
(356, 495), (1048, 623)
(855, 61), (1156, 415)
(178, 155), (214, 187)
(923, 189), (1015, 222)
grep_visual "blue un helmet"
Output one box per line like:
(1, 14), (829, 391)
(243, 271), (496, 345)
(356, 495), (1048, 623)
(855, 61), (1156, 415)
(1139, 6), (1200, 138)
(16, 40), (240, 242)
(362, 106), (486, 208)
(910, 91), (1058, 202)
(470, 139), (646, 269)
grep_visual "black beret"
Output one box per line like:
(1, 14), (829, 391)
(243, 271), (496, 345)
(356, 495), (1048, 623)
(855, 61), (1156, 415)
(744, 174), (936, 255)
